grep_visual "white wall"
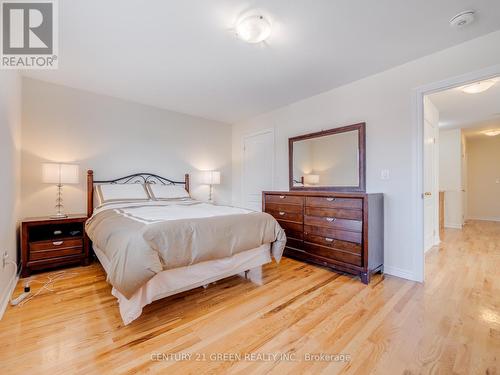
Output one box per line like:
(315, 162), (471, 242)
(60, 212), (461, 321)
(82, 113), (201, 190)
(232, 30), (500, 280)
(467, 136), (500, 221)
(439, 129), (464, 228)
(21, 78), (232, 218)
(0, 72), (21, 316)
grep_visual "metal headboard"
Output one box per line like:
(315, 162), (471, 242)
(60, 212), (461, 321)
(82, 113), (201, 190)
(86, 170), (190, 217)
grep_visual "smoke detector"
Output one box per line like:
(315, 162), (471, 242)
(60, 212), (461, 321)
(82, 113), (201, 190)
(449, 10), (475, 28)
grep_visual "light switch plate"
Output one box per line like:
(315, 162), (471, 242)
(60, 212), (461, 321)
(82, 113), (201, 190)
(381, 169), (390, 180)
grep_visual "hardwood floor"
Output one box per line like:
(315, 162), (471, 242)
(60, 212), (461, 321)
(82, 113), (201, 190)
(0, 220), (498, 374)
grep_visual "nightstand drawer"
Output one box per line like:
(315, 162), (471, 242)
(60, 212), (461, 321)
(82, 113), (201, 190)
(30, 246), (83, 261)
(30, 238), (83, 252)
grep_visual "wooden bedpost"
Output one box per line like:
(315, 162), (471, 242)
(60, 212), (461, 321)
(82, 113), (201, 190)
(185, 173), (190, 193)
(87, 170), (94, 218)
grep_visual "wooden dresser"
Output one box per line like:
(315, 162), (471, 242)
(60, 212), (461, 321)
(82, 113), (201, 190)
(263, 191), (383, 283)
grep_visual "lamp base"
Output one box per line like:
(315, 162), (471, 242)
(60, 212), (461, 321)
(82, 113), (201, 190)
(50, 213), (68, 219)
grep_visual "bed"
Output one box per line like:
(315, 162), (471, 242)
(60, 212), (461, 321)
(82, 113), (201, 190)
(85, 170), (286, 324)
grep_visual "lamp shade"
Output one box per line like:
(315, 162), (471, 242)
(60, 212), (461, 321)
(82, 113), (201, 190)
(200, 170), (221, 185)
(304, 174), (320, 185)
(42, 163), (80, 184)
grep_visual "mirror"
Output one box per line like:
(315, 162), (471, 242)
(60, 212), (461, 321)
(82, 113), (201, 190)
(289, 123), (366, 191)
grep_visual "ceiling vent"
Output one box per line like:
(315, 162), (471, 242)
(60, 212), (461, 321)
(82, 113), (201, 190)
(449, 10), (475, 28)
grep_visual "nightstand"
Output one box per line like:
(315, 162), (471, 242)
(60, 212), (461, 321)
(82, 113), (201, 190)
(21, 215), (90, 277)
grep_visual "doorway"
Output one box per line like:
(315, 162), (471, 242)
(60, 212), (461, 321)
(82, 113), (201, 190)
(419, 71), (500, 280)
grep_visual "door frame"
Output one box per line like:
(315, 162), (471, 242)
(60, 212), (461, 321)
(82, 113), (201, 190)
(412, 64), (500, 282)
(422, 96), (440, 252)
(241, 128), (275, 210)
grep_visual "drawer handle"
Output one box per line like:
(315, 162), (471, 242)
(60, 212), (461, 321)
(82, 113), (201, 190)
(279, 212), (285, 216)
(279, 195), (286, 199)
(52, 241), (64, 246)
(53, 230), (62, 235)
(325, 238), (334, 242)
(326, 217), (336, 222)
(326, 197), (335, 202)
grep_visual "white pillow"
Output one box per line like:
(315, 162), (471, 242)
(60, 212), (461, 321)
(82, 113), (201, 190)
(95, 183), (150, 205)
(146, 184), (190, 200)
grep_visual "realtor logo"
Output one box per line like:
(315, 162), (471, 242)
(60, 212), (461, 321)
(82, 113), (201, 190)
(1, 0), (58, 69)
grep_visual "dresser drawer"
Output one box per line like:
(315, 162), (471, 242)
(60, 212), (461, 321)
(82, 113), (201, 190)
(305, 196), (363, 210)
(304, 225), (362, 244)
(266, 194), (304, 206)
(304, 215), (362, 232)
(305, 206), (362, 221)
(286, 238), (303, 250)
(304, 234), (362, 255)
(265, 202), (303, 213)
(283, 228), (303, 240)
(278, 220), (303, 234)
(303, 242), (362, 266)
(30, 238), (83, 252)
(267, 210), (303, 223)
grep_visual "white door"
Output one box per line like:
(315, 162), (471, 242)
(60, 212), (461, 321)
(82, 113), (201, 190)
(242, 130), (274, 211)
(423, 97), (439, 251)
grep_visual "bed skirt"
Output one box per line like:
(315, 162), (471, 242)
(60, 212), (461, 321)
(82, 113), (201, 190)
(93, 244), (272, 324)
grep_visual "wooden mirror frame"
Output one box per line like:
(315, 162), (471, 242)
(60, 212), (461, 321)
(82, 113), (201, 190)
(288, 122), (366, 192)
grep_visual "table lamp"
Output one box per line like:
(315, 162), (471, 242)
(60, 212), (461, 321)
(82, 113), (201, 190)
(304, 174), (320, 185)
(42, 163), (80, 219)
(200, 170), (220, 203)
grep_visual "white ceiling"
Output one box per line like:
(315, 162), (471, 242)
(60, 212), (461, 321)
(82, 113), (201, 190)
(24, 0), (500, 123)
(428, 77), (500, 137)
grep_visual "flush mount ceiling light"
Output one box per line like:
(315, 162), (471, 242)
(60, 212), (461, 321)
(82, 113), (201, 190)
(449, 10), (475, 28)
(460, 80), (497, 94)
(236, 15), (272, 43)
(483, 129), (500, 137)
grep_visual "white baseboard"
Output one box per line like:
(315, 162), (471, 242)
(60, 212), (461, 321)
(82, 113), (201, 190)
(433, 236), (441, 246)
(467, 216), (500, 222)
(444, 223), (463, 229)
(424, 244), (435, 253)
(0, 275), (18, 320)
(384, 266), (418, 282)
